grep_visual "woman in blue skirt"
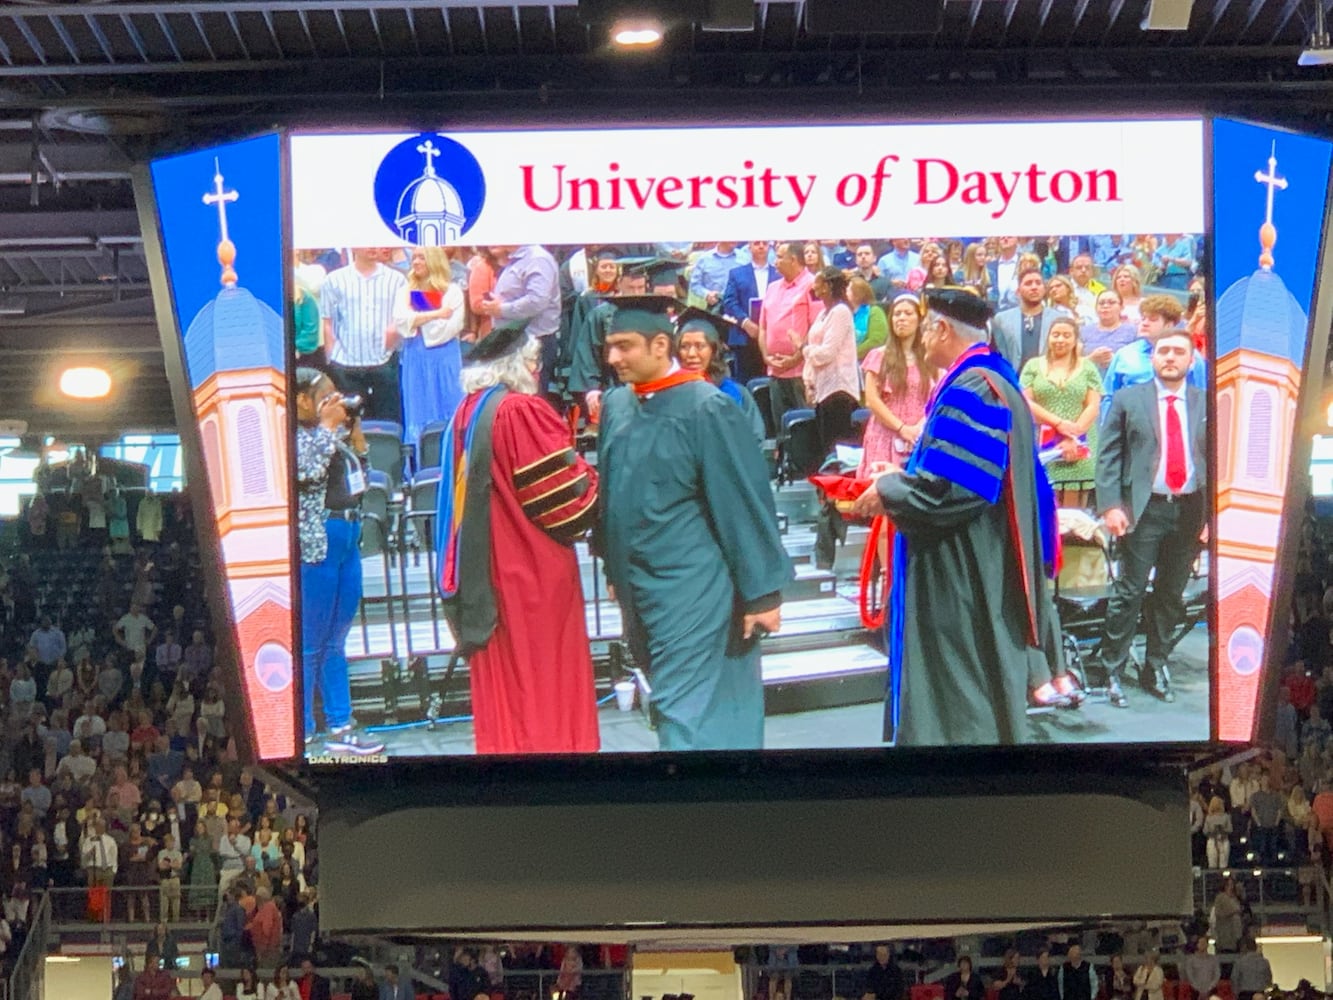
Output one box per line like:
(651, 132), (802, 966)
(393, 246), (466, 448)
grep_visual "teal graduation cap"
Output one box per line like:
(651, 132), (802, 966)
(605, 295), (681, 337)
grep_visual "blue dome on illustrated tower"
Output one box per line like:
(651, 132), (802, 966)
(184, 287), (285, 390)
(393, 139), (465, 246)
(183, 159), (286, 389)
(1216, 141), (1309, 363)
(1215, 268), (1307, 362)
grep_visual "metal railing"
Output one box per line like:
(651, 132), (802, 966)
(4, 891), (50, 1000)
(1193, 865), (1329, 933)
(739, 961), (926, 1000)
(45, 885), (217, 929)
(500, 967), (630, 1000)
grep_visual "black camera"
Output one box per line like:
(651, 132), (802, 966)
(341, 394), (366, 423)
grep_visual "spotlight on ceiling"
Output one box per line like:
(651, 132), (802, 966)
(611, 19), (664, 47)
(578, 0), (753, 36)
(58, 366), (112, 401)
(1299, 1), (1333, 64)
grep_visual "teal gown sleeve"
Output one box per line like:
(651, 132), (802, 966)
(696, 393), (793, 613)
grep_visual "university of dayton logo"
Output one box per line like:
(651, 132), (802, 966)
(373, 132), (486, 246)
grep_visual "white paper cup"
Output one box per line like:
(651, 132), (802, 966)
(613, 680), (636, 711)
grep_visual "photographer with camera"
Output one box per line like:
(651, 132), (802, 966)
(295, 368), (385, 756)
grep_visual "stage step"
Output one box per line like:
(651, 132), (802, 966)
(773, 481), (822, 523)
(762, 644), (887, 715)
(342, 636), (885, 724)
(360, 522), (869, 606)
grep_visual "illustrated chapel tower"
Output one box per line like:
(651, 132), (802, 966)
(182, 160), (295, 757)
(1214, 145), (1308, 740)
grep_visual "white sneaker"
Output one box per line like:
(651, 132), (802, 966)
(323, 724), (386, 755)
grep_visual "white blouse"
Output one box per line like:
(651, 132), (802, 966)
(393, 284), (466, 348)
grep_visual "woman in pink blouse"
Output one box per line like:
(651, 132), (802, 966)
(858, 292), (936, 478)
(802, 266), (862, 458)
(466, 247), (499, 341)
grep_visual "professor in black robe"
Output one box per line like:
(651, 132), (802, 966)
(853, 287), (1064, 747)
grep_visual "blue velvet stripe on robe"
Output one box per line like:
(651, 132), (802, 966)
(885, 348), (1059, 742)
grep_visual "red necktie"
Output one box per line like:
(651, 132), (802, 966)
(1165, 394), (1187, 493)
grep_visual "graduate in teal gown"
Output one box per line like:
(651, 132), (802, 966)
(674, 307), (767, 444)
(596, 296), (793, 751)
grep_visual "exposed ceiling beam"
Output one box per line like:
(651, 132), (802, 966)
(0, 211), (139, 238)
(0, 41), (1308, 78)
(0, 171), (131, 183)
(0, 0), (582, 16)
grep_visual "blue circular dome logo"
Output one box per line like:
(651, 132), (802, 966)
(373, 132), (485, 245)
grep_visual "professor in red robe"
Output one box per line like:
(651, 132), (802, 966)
(436, 322), (601, 754)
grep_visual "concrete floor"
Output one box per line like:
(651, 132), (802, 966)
(322, 626), (1210, 757)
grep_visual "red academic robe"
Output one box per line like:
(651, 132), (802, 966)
(453, 391), (601, 754)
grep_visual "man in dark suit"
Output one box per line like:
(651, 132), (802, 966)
(990, 266), (1062, 373)
(1094, 329), (1207, 707)
(721, 239), (780, 385)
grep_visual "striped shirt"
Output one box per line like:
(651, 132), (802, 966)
(320, 262), (407, 368)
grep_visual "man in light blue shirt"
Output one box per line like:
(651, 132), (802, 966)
(688, 242), (746, 309)
(1155, 233), (1196, 290)
(1089, 234), (1133, 273)
(29, 617), (65, 667)
(476, 244), (562, 388)
(1101, 295), (1206, 423)
(876, 239), (920, 290)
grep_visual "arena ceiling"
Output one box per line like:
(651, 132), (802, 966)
(2, 0), (1332, 437)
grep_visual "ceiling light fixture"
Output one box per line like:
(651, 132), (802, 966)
(1300, 0), (1333, 64)
(58, 366), (112, 400)
(612, 19), (664, 46)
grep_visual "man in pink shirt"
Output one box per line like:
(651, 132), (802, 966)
(759, 241), (815, 437)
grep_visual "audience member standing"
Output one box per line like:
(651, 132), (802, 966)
(199, 968), (223, 1000)
(350, 964), (379, 1000)
(943, 957), (984, 1000)
(132, 957), (177, 1000)
(1181, 939), (1220, 1000)
(864, 945), (904, 1000)
(1132, 954), (1164, 1000)
(320, 248), (408, 423)
(249, 885), (285, 970)
(474, 245), (562, 392)
(380, 964), (415, 1000)
(1024, 950), (1060, 1000)
(802, 266), (861, 458)
(1093, 331), (1206, 708)
(29, 616), (65, 672)
(1210, 880), (1243, 954)
(758, 242), (816, 438)
(1231, 939), (1273, 998)
(300, 961), (333, 1000)
(1060, 945), (1097, 1000)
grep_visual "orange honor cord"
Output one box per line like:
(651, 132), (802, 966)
(631, 369), (706, 396)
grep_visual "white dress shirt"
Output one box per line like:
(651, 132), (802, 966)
(1153, 379), (1196, 494)
(753, 265), (770, 300)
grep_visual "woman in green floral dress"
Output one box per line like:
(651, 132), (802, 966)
(1019, 315), (1102, 508)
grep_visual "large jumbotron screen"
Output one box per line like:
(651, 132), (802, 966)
(139, 116), (1333, 764)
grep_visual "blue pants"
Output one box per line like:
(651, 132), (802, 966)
(301, 517), (362, 735)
